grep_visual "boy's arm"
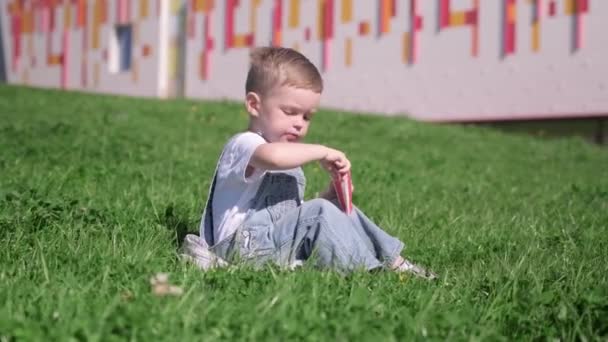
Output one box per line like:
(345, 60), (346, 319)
(250, 143), (329, 170)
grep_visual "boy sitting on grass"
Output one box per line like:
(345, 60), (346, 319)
(181, 46), (436, 279)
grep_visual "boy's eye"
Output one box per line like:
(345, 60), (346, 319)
(282, 108), (296, 115)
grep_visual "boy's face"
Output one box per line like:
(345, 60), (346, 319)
(246, 85), (321, 143)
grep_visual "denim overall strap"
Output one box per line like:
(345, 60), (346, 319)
(199, 150), (226, 247)
(201, 174), (218, 246)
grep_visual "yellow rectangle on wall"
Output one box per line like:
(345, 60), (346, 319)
(92, 23), (100, 49)
(23, 10), (33, 33)
(94, 62), (100, 87)
(564, 0), (574, 14)
(132, 59), (139, 82)
(289, 0), (300, 28)
(233, 35), (248, 47)
(345, 38), (352, 66)
(171, 0), (181, 14)
(64, 2), (72, 28)
(532, 21), (540, 51)
(341, 0), (352, 23)
(402, 32), (410, 64)
(449, 11), (466, 26)
(193, 0), (204, 12)
(140, 0), (149, 18)
(317, 0), (325, 39)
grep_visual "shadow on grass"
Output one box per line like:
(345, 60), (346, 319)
(162, 204), (199, 249)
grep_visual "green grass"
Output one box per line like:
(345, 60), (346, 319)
(1, 85), (607, 341)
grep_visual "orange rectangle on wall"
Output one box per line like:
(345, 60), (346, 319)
(77, 0), (87, 27)
(508, 3), (516, 21)
(196, 0), (215, 12)
(141, 44), (151, 56)
(358, 21), (370, 36)
(380, 0), (391, 33)
(23, 10), (34, 33)
(48, 54), (62, 65)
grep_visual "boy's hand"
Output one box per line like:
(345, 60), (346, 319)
(319, 147), (351, 175)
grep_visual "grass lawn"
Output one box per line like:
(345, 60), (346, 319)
(1, 85), (607, 341)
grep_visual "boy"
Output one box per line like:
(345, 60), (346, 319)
(181, 47), (436, 279)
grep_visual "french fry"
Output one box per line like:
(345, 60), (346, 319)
(332, 170), (353, 214)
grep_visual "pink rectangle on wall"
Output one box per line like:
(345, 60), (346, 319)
(11, 15), (21, 73)
(117, 0), (130, 24)
(574, 7), (584, 49)
(272, 0), (283, 46)
(409, 0), (420, 63)
(439, 0), (450, 28)
(548, 0), (556, 16)
(323, 0), (334, 39)
(503, 0), (516, 55)
(322, 38), (331, 70)
(188, 12), (195, 38)
(225, 0), (235, 49)
(49, 3), (55, 31)
(201, 13), (213, 79)
(61, 30), (70, 89)
(533, 0), (542, 21)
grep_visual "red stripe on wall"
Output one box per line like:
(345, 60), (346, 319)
(225, 0), (235, 49)
(439, 0), (449, 29)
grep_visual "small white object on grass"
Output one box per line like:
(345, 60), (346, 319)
(150, 272), (184, 296)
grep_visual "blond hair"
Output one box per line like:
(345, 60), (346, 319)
(245, 46), (323, 95)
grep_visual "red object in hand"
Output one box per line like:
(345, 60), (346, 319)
(332, 170), (353, 214)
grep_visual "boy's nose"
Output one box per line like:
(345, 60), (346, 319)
(293, 118), (304, 130)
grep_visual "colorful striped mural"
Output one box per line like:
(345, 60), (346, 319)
(2, 0), (606, 121)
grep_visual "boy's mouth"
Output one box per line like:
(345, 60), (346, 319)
(284, 133), (300, 142)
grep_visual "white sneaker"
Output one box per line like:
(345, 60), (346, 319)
(180, 234), (229, 270)
(396, 258), (438, 280)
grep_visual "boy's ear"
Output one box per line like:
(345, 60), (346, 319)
(245, 92), (261, 117)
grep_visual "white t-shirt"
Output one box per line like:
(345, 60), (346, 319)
(202, 132), (268, 244)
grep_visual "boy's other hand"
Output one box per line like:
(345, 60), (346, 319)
(320, 179), (355, 200)
(319, 147), (351, 175)
(319, 182), (337, 200)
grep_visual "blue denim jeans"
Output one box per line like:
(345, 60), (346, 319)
(205, 168), (404, 274)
